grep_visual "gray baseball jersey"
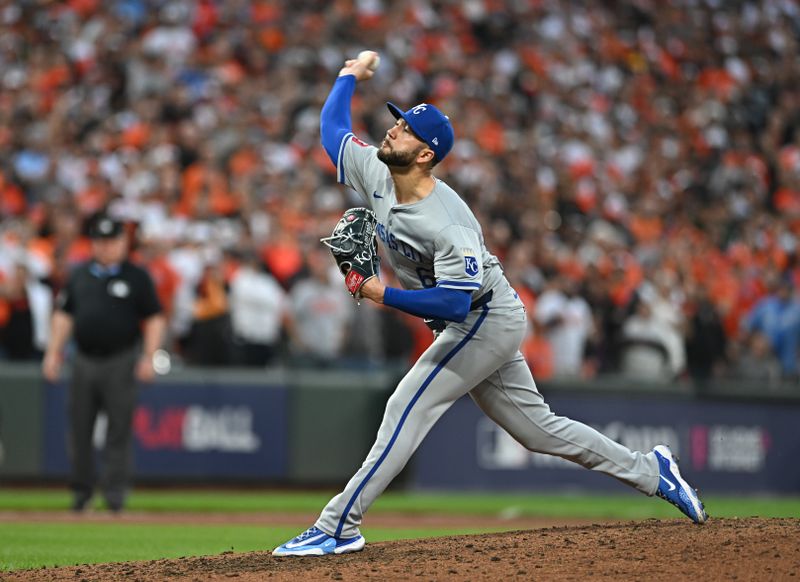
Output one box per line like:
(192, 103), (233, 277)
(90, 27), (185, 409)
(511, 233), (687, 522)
(315, 134), (662, 540)
(336, 134), (519, 309)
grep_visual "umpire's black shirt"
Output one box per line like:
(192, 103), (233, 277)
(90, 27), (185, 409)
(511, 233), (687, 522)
(59, 260), (162, 357)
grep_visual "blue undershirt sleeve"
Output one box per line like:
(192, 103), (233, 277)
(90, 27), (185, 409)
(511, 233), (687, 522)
(320, 75), (357, 165)
(383, 286), (472, 322)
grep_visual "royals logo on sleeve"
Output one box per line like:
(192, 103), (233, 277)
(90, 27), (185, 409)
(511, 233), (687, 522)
(463, 249), (479, 277)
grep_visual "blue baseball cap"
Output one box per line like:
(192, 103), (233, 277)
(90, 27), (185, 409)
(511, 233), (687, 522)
(386, 102), (454, 162)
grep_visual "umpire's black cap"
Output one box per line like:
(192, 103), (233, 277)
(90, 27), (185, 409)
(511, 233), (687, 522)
(89, 214), (124, 239)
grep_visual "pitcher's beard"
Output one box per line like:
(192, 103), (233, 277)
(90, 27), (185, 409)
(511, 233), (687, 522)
(377, 144), (424, 167)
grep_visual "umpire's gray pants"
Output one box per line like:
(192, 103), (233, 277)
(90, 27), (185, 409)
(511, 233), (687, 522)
(316, 305), (660, 539)
(68, 346), (139, 504)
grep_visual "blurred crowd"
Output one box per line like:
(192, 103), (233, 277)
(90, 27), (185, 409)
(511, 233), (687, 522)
(1, 0), (799, 386)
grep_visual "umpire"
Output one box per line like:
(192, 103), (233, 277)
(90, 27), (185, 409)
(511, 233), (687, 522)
(42, 214), (165, 512)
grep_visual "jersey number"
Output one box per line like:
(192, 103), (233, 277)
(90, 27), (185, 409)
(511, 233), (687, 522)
(416, 267), (436, 288)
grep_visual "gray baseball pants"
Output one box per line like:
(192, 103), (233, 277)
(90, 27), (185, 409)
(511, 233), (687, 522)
(316, 305), (660, 539)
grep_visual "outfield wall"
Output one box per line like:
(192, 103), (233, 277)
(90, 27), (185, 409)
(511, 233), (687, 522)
(0, 363), (798, 493)
(0, 364), (395, 485)
(413, 388), (800, 494)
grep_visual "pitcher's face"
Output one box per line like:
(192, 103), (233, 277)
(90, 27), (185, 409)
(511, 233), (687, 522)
(378, 119), (430, 167)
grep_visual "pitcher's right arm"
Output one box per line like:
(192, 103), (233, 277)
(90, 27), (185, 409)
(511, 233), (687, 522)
(320, 59), (384, 198)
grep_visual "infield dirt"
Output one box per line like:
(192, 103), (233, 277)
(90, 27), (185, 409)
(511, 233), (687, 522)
(3, 517), (798, 581)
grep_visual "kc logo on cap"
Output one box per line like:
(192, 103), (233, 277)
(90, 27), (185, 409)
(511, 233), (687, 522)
(386, 101), (454, 162)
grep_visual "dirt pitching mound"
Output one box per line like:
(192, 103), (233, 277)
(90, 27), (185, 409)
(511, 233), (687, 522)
(6, 517), (798, 581)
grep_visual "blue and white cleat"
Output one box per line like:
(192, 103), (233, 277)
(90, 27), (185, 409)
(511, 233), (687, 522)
(653, 444), (708, 524)
(272, 526), (366, 557)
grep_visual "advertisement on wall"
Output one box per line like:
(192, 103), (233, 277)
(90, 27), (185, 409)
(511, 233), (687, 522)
(44, 382), (288, 480)
(412, 393), (800, 494)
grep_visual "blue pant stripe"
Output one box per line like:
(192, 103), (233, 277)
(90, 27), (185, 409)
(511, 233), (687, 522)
(335, 305), (490, 538)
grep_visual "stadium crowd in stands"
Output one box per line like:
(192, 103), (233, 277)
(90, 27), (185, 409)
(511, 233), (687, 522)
(0, 0), (799, 385)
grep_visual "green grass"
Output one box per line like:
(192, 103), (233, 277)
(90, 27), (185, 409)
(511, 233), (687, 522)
(0, 488), (798, 519)
(0, 488), (798, 571)
(0, 523), (274, 571)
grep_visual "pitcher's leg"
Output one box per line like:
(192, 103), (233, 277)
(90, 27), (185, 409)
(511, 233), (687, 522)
(316, 307), (516, 539)
(315, 379), (457, 538)
(470, 354), (660, 495)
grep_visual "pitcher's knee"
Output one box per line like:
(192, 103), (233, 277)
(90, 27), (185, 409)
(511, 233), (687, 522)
(382, 392), (415, 425)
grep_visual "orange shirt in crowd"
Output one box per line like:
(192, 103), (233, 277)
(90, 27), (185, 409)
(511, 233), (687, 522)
(475, 119), (506, 155)
(514, 285), (555, 380)
(405, 314), (435, 364)
(260, 239), (303, 286)
(697, 68), (737, 101)
(120, 122), (151, 149)
(228, 146), (260, 177)
(143, 256), (181, 319)
(774, 187), (800, 215)
(75, 184), (109, 216)
(177, 162), (240, 217)
(629, 213), (663, 244)
(523, 334), (555, 381)
(0, 173), (25, 216)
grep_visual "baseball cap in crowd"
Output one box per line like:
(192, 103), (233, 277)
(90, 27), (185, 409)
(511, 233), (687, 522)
(386, 102), (454, 162)
(89, 214), (124, 239)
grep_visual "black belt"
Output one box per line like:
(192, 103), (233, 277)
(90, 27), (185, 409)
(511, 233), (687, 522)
(469, 289), (493, 310)
(425, 290), (493, 332)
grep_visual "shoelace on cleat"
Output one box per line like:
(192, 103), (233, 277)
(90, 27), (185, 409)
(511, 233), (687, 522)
(295, 527), (322, 542)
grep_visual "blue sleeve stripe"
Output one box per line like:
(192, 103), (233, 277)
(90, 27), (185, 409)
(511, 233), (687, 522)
(336, 132), (353, 184)
(436, 280), (481, 289)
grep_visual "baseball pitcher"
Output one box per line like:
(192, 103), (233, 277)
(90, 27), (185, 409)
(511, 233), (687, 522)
(273, 52), (707, 557)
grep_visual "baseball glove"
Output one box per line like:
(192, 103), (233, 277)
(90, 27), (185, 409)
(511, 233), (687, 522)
(320, 207), (380, 298)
